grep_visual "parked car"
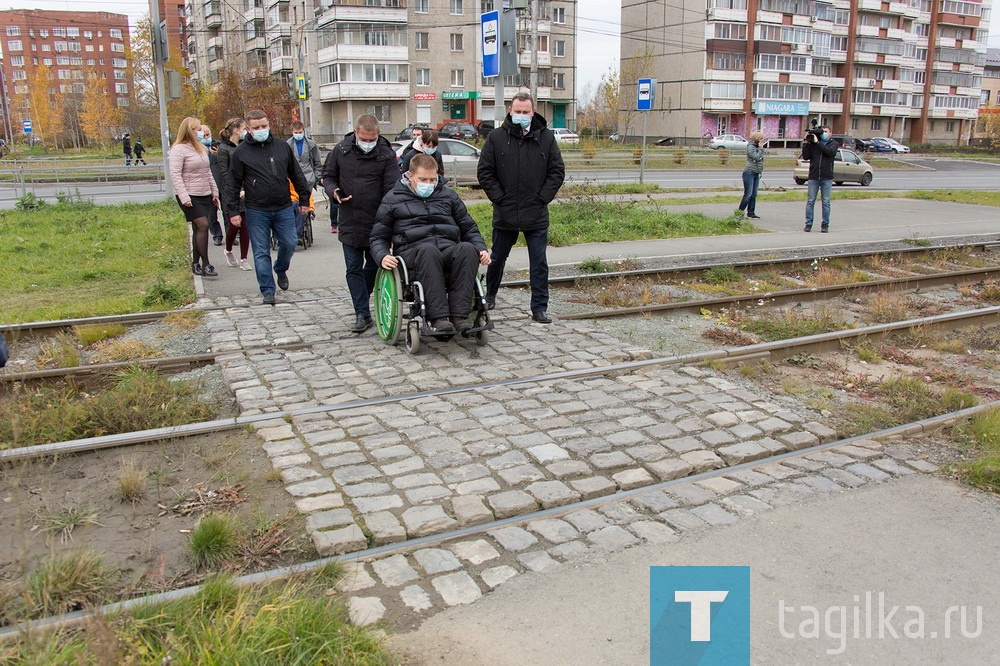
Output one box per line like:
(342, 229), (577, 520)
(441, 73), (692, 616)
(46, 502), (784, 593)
(552, 128), (580, 144)
(395, 125), (425, 141)
(395, 138), (481, 187)
(476, 120), (495, 138)
(707, 134), (748, 151)
(793, 148), (874, 186)
(869, 137), (910, 153)
(830, 134), (874, 152)
(437, 122), (478, 141)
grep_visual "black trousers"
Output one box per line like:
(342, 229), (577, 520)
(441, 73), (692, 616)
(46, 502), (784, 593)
(208, 202), (223, 241)
(401, 242), (479, 321)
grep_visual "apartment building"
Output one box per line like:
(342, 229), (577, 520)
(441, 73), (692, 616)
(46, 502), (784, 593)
(980, 47), (999, 106)
(159, 0), (190, 64)
(621, 0), (990, 146)
(186, 0), (576, 142)
(0, 9), (132, 140)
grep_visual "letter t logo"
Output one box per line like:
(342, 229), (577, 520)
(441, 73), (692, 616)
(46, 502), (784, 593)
(674, 591), (729, 641)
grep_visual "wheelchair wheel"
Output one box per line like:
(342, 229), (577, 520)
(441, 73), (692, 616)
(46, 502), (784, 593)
(374, 267), (403, 345)
(405, 320), (421, 354)
(301, 214), (314, 249)
(474, 314), (489, 347)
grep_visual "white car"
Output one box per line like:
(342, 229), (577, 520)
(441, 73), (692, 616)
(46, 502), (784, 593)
(871, 137), (910, 153)
(395, 138), (481, 187)
(707, 134), (749, 151)
(552, 128), (580, 144)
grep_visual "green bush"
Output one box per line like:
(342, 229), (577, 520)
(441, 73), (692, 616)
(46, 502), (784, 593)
(15, 193), (47, 211)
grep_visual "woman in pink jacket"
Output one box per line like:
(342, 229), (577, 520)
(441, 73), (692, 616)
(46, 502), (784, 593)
(170, 116), (220, 276)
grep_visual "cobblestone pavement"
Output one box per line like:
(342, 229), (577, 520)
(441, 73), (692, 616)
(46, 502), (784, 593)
(203, 286), (941, 626)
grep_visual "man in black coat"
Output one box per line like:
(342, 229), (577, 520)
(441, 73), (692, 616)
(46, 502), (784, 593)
(802, 125), (838, 233)
(371, 154), (490, 334)
(322, 115), (399, 333)
(477, 92), (565, 323)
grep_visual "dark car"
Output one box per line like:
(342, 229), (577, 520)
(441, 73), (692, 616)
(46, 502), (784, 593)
(395, 125), (427, 141)
(830, 134), (873, 152)
(438, 122), (478, 141)
(476, 120), (494, 138)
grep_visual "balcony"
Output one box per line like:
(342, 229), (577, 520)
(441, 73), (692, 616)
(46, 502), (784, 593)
(205, 4), (222, 27)
(266, 23), (291, 40)
(810, 102), (843, 113)
(246, 36), (267, 50)
(859, 0), (881, 10)
(209, 58), (224, 71)
(316, 1), (405, 28)
(270, 55), (293, 72)
(318, 81), (408, 101)
(703, 98), (745, 112)
(704, 69), (746, 82)
(518, 51), (551, 67)
(208, 36), (221, 50)
(245, 7), (264, 20)
(316, 44), (407, 64)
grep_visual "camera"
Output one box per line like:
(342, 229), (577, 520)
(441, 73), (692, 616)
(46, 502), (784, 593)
(805, 118), (824, 142)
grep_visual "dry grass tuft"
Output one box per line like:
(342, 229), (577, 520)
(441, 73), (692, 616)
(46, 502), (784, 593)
(116, 457), (148, 503)
(90, 338), (161, 364)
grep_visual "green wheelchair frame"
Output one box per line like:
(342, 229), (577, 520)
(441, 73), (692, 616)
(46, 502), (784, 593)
(373, 256), (493, 354)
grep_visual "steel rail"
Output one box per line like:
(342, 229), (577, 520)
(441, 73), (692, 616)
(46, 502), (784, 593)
(2, 400), (993, 642)
(2, 239), (995, 337)
(3, 305), (998, 463)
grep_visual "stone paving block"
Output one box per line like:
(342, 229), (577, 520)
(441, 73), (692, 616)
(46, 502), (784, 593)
(706, 412), (741, 428)
(262, 439), (306, 456)
(401, 505), (457, 537)
(489, 525), (538, 551)
(432, 572), (483, 606)
(599, 502), (645, 524)
(525, 480), (582, 508)
(628, 520), (680, 544)
(660, 508), (708, 531)
(257, 424), (294, 441)
(486, 451), (530, 470)
(311, 441), (358, 457)
(305, 508), (354, 532)
(498, 464), (546, 486)
(643, 423), (683, 439)
(570, 476), (617, 499)
(321, 452), (368, 469)
(527, 518), (580, 544)
(835, 444), (885, 461)
(518, 551), (560, 573)
(667, 482), (717, 506)
(625, 444), (671, 462)
(441, 463), (491, 484)
(371, 445), (416, 462)
(294, 493), (345, 513)
(606, 430), (648, 446)
(800, 476), (844, 493)
(723, 469), (773, 487)
(364, 511), (406, 544)
(336, 562), (376, 593)
(563, 437), (611, 456)
(413, 548), (463, 574)
(455, 478), (502, 495)
(347, 597), (385, 627)
(721, 495), (772, 516)
(488, 490), (539, 518)
(753, 462), (800, 480)
(286, 477), (337, 497)
(822, 468), (866, 488)
(698, 430), (737, 448)
(644, 458), (694, 482)
(271, 453), (312, 469)
(590, 451), (634, 470)
(872, 458), (917, 476)
(761, 482), (818, 506)
(587, 525), (641, 552)
(612, 468), (655, 490)
(695, 476), (742, 495)
(353, 495), (405, 513)
(905, 459), (940, 473)
(662, 436), (704, 454)
(806, 451), (855, 467)
(449, 539), (500, 565)
(548, 540), (590, 560)
(400, 585), (434, 612)
(564, 509), (610, 533)
(716, 441), (771, 465)
(312, 524), (367, 556)
(331, 465), (382, 486)
(756, 417), (793, 434)
(680, 450), (725, 471)
(546, 460), (592, 478)
(405, 486), (453, 504)
(481, 566), (519, 590)
(527, 443), (571, 464)
(451, 495), (493, 526)
(393, 472), (444, 489)
(802, 421), (839, 442)
(778, 431), (821, 451)
(631, 490), (680, 513)
(690, 503), (739, 526)
(343, 482), (392, 498)
(280, 465), (321, 484)
(372, 554), (420, 587)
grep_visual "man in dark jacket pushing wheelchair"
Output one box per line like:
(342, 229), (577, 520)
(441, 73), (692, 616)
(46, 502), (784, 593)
(370, 154), (491, 334)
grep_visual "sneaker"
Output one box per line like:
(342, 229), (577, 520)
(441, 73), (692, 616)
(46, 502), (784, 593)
(239, 258), (253, 271)
(803, 225), (812, 232)
(430, 319), (456, 333)
(262, 293), (276, 305)
(276, 272), (289, 291)
(225, 250), (238, 267)
(821, 227), (830, 233)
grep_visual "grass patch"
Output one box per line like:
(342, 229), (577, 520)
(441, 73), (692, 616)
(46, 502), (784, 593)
(39, 506), (102, 545)
(862, 292), (914, 324)
(189, 514), (239, 568)
(741, 309), (852, 341)
(0, 366), (214, 449)
(703, 265), (742, 285)
(0, 199), (195, 323)
(592, 277), (665, 308)
(702, 326), (758, 346)
(161, 310), (204, 334)
(89, 338), (161, 364)
(578, 256), (618, 273)
(24, 550), (117, 618)
(840, 375), (978, 437)
(36, 333), (81, 368)
(1, 570), (392, 664)
(73, 323), (126, 346)
(951, 407), (1000, 493)
(854, 343), (882, 363)
(116, 457), (148, 504)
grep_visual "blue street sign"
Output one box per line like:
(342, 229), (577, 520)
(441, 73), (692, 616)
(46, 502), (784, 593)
(482, 11), (499, 78)
(22, 119), (32, 134)
(296, 75), (307, 100)
(637, 78), (655, 111)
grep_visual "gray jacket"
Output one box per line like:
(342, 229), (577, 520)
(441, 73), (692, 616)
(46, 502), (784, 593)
(743, 143), (765, 174)
(287, 136), (323, 189)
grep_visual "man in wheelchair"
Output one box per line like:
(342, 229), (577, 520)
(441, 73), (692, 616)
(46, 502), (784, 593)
(370, 154), (491, 334)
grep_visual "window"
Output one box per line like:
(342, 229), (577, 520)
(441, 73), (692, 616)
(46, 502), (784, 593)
(32, 57), (37, 65)
(364, 28), (389, 45)
(450, 33), (463, 51)
(54, 41), (67, 52)
(11, 70), (26, 80)
(414, 0), (428, 12)
(84, 30), (92, 39)
(711, 52), (746, 70)
(110, 28), (123, 38)
(86, 45), (94, 52)
(117, 98), (129, 107)
(112, 57), (127, 68)
(812, 59), (833, 76)
(821, 89), (842, 102)
(110, 43), (124, 52)
(114, 70), (127, 79)
(58, 69), (71, 79)
(554, 40), (565, 57)
(9, 55), (24, 66)
(945, 120), (955, 132)
(553, 72), (565, 89)
(6, 40), (22, 51)
(415, 32), (428, 50)
(913, 22), (929, 36)
(553, 7), (565, 22)
(53, 27), (66, 37)
(115, 83), (128, 94)
(450, 0), (463, 15)
(60, 84), (73, 93)
(43, 58), (53, 66)
(85, 58), (94, 65)
(67, 27), (79, 37)
(713, 23), (747, 40)
(981, 90), (990, 105)
(451, 69), (465, 86)
(69, 42), (82, 52)
(871, 118), (882, 130)
(416, 68), (430, 85)
(39, 29), (48, 38)
(755, 54), (808, 72)
(6, 26), (19, 36)
(753, 83), (808, 100)
(703, 82), (746, 99)
(71, 56), (82, 65)
(932, 95), (977, 109)
(367, 104), (391, 122)
(831, 36), (847, 51)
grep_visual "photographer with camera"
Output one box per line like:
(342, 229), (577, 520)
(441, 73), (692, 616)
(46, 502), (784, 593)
(737, 131), (767, 219)
(801, 121), (838, 233)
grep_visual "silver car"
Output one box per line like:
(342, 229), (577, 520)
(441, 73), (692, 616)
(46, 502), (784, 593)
(707, 134), (749, 151)
(396, 138), (481, 187)
(793, 148), (874, 186)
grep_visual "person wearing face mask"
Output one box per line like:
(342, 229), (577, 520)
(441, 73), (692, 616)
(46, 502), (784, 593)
(478, 92), (565, 323)
(399, 129), (444, 178)
(169, 117), (220, 277)
(217, 117), (252, 271)
(370, 154), (490, 334)
(322, 114), (399, 333)
(226, 109), (311, 305)
(200, 124), (224, 246)
(737, 131), (767, 220)
(286, 121), (323, 243)
(801, 124), (838, 233)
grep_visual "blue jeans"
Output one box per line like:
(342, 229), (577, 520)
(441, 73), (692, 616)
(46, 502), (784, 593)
(805, 179), (833, 229)
(245, 207), (296, 295)
(343, 243), (376, 317)
(293, 205), (305, 239)
(739, 171), (760, 215)
(485, 227), (549, 313)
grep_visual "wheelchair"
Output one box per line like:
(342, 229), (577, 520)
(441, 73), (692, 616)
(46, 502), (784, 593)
(373, 256), (493, 354)
(270, 211), (314, 251)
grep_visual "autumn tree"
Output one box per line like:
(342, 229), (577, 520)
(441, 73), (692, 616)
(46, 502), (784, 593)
(25, 65), (60, 148)
(615, 48), (657, 141)
(80, 72), (122, 148)
(200, 65), (296, 137)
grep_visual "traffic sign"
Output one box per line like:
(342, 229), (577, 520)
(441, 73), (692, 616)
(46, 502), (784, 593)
(482, 11), (499, 78)
(637, 78), (655, 111)
(296, 75), (307, 100)
(22, 119), (32, 134)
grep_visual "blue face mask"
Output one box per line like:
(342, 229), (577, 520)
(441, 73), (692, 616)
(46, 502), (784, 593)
(196, 130), (205, 141)
(251, 128), (270, 143)
(821, 132), (830, 142)
(293, 133), (304, 141)
(414, 181), (436, 198)
(200, 138), (213, 146)
(511, 113), (532, 129)
(424, 147), (437, 155)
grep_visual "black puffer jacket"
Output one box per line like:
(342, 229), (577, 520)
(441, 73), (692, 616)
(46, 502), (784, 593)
(322, 133), (399, 248)
(477, 112), (565, 232)
(802, 137), (838, 180)
(227, 133), (309, 213)
(216, 138), (243, 215)
(369, 178), (487, 267)
(399, 147), (444, 177)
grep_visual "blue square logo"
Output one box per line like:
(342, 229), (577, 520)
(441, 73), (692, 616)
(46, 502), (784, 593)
(650, 566), (750, 666)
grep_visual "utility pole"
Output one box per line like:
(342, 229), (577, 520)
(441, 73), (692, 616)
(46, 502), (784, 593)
(150, 0), (173, 196)
(529, 0), (538, 102)
(0, 66), (14, 145)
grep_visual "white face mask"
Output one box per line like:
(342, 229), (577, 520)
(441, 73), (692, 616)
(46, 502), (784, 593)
(357, 139), (377, 153)
(293, 133), (304, 141)
(196, 130), (205, 141)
